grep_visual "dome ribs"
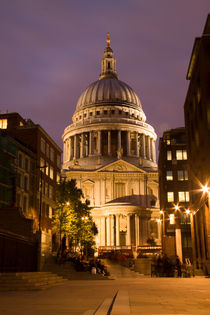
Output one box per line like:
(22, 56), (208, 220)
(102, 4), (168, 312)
(75, 78), (142, 111)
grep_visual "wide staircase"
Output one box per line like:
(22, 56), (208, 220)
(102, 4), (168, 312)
(0, 272), (67, 291)
(102, 259), (145, 279)
(44, 260), (108, 280)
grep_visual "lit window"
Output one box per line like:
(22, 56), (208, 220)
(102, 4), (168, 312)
(45, 162), (49, 176)
(40, 158), (45, 171)
(178, 191), (190, 202)
(49, 206), (52, 218)
(178, 170), (188, 181)
(0, 119), (7, 129)
(167, 192), (174, 202)
(176, 150), (187, 160)
(166, 171), (173, 181)
(166, 139), (170, 145)
(50, 166), (54, 180)
(56, 173), (60, 183)
(41, 138), (45, 153)
(167, 151), (172, 160)
(169, 214), (175, 224)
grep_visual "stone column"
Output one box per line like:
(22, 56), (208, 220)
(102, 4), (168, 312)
(150, 138), (153, 160)
(101, 217), (106, 246)
(80, 133), (84, 158)
(135, 214), (139, 246)
(127, 131), (131, 156)
(63, 141), (66, 162)
(98, 130), (101, 155)
(141, 134), (146, 159)
(146, 136), (150, 159)
(152, 140), (156, 162)
(73, 135), (77, 159)
(106, 216), (110, 246)
(69, 137), (72, 160)
(117, 130), (121, 151)
(136, 132), (139, 157)
(126, 214), (131, 246)
(116, 215), (120, 247)
(89, 131), (93, 156)
(110, 215), (114, 246)
(108, 131), (111, 156)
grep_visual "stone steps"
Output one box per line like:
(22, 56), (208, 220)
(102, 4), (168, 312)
(0, 272), (67, 291)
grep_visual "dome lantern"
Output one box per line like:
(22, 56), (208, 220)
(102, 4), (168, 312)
(99, 32), (118, 80)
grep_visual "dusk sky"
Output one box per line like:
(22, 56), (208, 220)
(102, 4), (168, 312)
(0, 0), (210, 152)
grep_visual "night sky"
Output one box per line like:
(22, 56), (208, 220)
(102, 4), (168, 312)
(0, 0), (210, 152)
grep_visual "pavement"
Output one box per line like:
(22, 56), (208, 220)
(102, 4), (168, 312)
(0, 263), (210, 315)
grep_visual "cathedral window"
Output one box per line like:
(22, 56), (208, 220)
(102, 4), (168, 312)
(111, 110), (115, 115)
(104, 110), (107, 115)
(119, 110), (122, 115)
(89, 112), (92, 116)
(96, 111), (100, 115)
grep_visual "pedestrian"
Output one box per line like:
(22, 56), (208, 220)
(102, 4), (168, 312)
(176, 255), (182, 277)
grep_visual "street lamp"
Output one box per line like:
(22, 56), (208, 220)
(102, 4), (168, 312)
(201, 184), (210, 208)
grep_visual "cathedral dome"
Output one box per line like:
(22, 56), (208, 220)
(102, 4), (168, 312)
(76, 77), (142, 112)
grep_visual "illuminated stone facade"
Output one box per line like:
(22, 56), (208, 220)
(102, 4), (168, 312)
(62, 34), (160, 250)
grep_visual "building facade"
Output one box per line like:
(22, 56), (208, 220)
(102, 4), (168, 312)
(0, 112), (62, 269)
(62, 34), (161, 252)
(158, 128), (192, 262)
(184, 15), (210, 273)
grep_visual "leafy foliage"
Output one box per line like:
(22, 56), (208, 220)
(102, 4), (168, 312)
(53, 179), (97, 254)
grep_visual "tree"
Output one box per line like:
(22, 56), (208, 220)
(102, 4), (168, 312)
(52, 179), (97, 255)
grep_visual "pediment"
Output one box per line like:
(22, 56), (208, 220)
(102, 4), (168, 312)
(97, 160), (146, 173)
(82, 179), (95, 185)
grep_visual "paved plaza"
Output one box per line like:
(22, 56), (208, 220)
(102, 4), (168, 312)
(0, 276), (210, 314)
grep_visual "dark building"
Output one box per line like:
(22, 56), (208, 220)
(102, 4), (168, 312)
(0, 112), (62, 271)
(184, 14), (210, 274)
(158, 127), (192, 262)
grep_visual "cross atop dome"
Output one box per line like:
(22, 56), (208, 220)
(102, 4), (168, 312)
(99, 33), (118, 80)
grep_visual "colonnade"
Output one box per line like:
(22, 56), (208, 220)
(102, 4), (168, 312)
(63, 130), (156, 162)
(100, 214), (146, 247)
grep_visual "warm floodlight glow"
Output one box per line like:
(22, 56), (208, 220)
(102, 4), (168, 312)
(66, 202), (70, 206)
(201, 185), (209, 194)
(157, 219), (161, 223)
(160, 210), (163, 214)
(174, 205), (179, 211)
(186, 209), (190, 214)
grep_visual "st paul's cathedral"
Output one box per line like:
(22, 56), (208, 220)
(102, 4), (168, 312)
(62, 34), (161, 251)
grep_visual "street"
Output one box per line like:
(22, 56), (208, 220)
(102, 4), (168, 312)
(0, 277), (210, 314)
